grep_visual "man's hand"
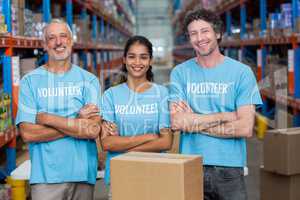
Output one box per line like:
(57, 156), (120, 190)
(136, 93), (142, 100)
(36, 112), (48, 125)
(170, 101), (194, 131)
(172, 112), (204, 132)
(170, 101), (193, 114)
(170, 100), (238, 132)
(102, 121), (119, 139)
(220, 112), (237, 122)
(78, 104), (100, 119)
(36, 112), (100, 139)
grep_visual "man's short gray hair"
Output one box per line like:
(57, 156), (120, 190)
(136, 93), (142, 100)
(42, 18), (73, 42)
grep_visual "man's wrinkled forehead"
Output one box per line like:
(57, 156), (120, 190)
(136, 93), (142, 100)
(45, 23), (70, 36)
(188, 19), (214, 31)
(43, 21), (73, 41)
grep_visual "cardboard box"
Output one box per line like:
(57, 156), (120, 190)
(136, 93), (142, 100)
(20, 58), (37, 78)
(12, 0), (25, 8)
(264, 128), (300, 175)
(275, 108), (294, 129)
(33, 13), (43, 23)
(111, 152), (203, 200)
(296, 18), (300, 33)
(74, 15), (90, 43)
(18, 8), (24, 36)
(260, 167), (300, 200)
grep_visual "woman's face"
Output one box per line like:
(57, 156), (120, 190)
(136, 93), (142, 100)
(124, 42), (152, 81)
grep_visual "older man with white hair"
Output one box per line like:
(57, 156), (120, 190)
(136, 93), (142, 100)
(16, 19), (102, 200)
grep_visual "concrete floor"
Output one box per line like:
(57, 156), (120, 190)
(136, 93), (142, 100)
(94, 65), (264, 200)
(245, 137), (263, 200)
(94, 180), (108, 200)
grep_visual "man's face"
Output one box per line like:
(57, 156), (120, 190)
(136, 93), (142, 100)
(44, 23), (73, 61)
(187, 19), (220, 57)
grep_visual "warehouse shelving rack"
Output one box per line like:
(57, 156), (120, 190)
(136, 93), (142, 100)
(172, 0), (300, 128)
(114, 0), (134, 26)
(0, 0), (133, 180)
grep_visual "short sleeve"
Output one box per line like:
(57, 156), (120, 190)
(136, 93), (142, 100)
(101, 89), (115, 123)
(84, 77), (102, 114)
(159, 87), (170, 129)
(169, 67), (186, 102)
(236, 67), (263, 108)
(16, 77), (38, 125)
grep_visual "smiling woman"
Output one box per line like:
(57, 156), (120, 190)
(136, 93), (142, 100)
(119, 35), (154, 85)
(124, 43), (151, 81)
(100, 35), (173, 200)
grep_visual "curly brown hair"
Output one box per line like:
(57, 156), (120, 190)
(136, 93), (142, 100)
(183, 9), (224, 44)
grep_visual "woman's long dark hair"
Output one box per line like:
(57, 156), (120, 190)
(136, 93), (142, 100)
(119, 35), (154, 83)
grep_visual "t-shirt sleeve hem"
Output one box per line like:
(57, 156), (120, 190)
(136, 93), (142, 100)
(15, 115), (36, 126)
(236, 101), (263, 109)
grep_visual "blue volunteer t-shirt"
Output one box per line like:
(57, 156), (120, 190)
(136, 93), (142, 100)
(16, 65), (101, 184)
(101, 83), (170, 185)
(169, 56), (262, 167)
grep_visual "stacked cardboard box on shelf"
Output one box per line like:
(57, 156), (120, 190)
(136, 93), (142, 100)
(0, 184), (11, 200)
(19, 58), (37, 78)
(266, 3), (300, 37)
(11, 0), (24, 36)
(89, 0), (133, 34)
(264, 128), (300, 174)
(74, 15), (91, 44)
(11, 4), (20, 36)
(32, 13), (44, 38)
(264, 55), (287, 92)
(268, 67), (293, 129)
(261, 168), (300, 200)
(275, 107), (294, 129)
(261, 128), (300, 200)
(272, 65), (293, 128)
(118, 0), (135, 23)
(11, 0), (43, 38)
(248, 3), (300, 38)
(0, 0), (7, 34)
(253, 19), (261, 37)
(0, 92), (12, 133)
(202, 0), (222, 10)
(51, 3), (62, 19)
(269, 13), (283, 36)
(24, 10), (45, 38)
(280, 3), (293, 36)
(0, 14), (7, 34)
(263, 53), (294, 128)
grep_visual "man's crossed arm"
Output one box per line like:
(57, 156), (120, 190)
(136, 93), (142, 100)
(19, 104), (101, 143)
(170, 101), (255, 138)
